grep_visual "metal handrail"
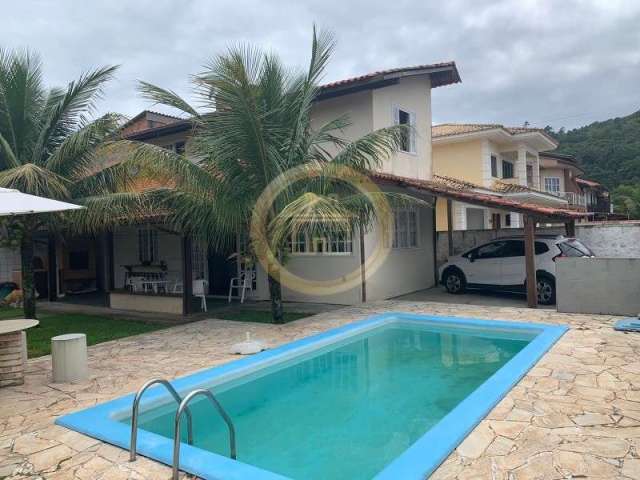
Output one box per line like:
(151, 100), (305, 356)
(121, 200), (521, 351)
(129, 378), (193, 462)
(172, 389), (236, 480)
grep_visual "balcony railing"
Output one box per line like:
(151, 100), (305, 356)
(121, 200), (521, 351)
(545, 191), (587, 206)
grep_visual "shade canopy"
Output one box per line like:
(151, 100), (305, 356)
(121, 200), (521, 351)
(0, 188), (84, 216)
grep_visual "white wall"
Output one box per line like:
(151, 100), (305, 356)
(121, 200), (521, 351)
(372, 76), (432, 180)
(576, 222), (640, 258)
(557, 258), (640, 316)
(252, 201), (436, 305)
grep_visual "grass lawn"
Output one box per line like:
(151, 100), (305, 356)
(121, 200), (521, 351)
(213, 310), (308, 324)
(0, 307), (167, 358)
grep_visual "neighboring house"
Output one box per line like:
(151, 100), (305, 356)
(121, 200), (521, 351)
(539, 152), (611, 217)
(431, 123), (563, 231)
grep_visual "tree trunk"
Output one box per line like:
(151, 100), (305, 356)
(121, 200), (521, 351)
(267, 264), (284, 324)
(20, 229), (36, 319)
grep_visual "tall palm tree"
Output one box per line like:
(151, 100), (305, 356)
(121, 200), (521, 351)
(0, 49), (154, 318)
(135, 28), (420, 323)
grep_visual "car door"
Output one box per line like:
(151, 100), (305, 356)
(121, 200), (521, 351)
(500, 240), (526, 286)
(463, 240), (507, 285)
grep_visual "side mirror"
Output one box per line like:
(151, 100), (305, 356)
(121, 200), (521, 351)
(468, 253), (475, 263)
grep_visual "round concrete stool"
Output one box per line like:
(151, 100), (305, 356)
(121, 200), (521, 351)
(51, 333), (88, 383)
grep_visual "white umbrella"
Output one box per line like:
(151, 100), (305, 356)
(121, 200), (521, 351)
(0, 188), (84, 216)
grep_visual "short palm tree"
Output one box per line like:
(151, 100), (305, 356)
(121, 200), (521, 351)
(134, 28), (419, 323)
(0, 49), (153, 318)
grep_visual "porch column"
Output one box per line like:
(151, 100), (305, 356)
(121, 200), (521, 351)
(47, 234), (57, 301)
(432, 205), (439, 285)
(105, 232), (115, 291)
(181, 236), (193, 315)
(446, 199), (454, 257)
(565, 219), (576, 237)
(359, 224), (366, 303)
(523, 215), (538, 308)
(517, 146), (528, 185)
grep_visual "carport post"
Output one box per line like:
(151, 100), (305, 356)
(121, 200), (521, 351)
(565, 219), (576, 237)
(523, 214), (538, 308)
(446, 199), (454, 257)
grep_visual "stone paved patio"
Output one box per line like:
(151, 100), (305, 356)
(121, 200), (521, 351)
(1, 300), (639, 479)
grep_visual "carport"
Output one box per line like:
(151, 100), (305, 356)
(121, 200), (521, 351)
(373, 173), (586, 308)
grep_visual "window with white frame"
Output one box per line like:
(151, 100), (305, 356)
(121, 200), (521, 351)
(490, 155), (498, 177)
(393, 107), (416, 153)
(137, 228), (158, 264)
(392, 208), (419, 249)
(288, 231), (353, 255)
(544, 177), (561, 195)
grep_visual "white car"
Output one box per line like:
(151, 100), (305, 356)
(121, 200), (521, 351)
(439, 235), (594, 305)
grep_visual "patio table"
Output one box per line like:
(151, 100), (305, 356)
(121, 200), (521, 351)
(0, 319), (39, 387)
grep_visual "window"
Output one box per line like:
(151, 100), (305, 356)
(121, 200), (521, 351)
(491, 213), (501, 230)
(502, 161), (514, 179)
(470, 241), (507, 259)
(192, 240), (207, 279)
(544, 177), (561, 195)
(394, 107), (416, 153)
(137, 228), (158, 264)
(505, 214), (511, 227)
(535, 242), (550, 255)
(502, 240), (525, 257)
(288, 231), (352, 255)
(288, 231), (307, 254)
(393, 208), (419, 248)
(526, 165), (534, 185)
(491, 155), (498, 177)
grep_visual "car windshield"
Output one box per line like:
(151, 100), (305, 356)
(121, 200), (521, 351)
(558, 239), (594, 257)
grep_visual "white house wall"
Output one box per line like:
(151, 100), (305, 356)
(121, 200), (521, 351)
(372, 76), (432, 180)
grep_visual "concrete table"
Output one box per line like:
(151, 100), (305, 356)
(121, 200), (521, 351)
(0, 319), (38, 387)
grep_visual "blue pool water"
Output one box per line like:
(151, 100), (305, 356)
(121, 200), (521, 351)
(126, 321), (534, 480)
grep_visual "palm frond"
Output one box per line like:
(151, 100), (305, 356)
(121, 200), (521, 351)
(31, 65), (118, 165)
(0, 163), (70, 198)
(46, 113), (124, 177)
(137, 81), (199, 117)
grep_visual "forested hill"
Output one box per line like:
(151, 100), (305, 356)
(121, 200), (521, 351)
(544, 110), (640, 190)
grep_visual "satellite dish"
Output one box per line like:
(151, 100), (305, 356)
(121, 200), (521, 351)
(230, 332), (266, 355)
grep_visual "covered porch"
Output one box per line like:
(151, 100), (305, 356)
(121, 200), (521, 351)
(44, 225), (246, 316)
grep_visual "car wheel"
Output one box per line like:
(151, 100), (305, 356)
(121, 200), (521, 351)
(443, 268), (466, 294)
(536, 274), (556, 305)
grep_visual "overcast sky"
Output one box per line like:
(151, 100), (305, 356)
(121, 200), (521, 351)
(3, 0), (639, 130)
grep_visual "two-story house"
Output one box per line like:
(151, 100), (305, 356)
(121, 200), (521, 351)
(431, 123), (567, 231)
(30, 63), (463, 311)
(539, 151), (611, 217)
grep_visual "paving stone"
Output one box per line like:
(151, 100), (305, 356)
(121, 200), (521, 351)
(0, 302), (636, 479)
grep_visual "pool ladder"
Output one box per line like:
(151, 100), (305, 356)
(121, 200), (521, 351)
(129, 378), (237, 480)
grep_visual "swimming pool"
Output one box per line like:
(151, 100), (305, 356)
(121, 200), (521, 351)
(56, 313), (567, 479)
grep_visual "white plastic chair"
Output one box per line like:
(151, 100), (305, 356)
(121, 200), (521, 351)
(193, 279), (208, 312)
(228, 271), (254, 304)
(127, 276), (147, 293)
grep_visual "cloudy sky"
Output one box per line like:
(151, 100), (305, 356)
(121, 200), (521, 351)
(3, 0), (639, 130)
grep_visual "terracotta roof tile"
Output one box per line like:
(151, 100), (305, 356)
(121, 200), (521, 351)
(371, 172), (585, 220)
(432, 123), (557, 145)
(319, 62), (460, 93)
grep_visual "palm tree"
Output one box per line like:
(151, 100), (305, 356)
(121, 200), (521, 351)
(134, 28), (419, 323)
(0, 49), (154, 318)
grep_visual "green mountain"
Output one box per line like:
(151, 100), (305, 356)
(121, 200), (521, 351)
(544, 110), (640, 190)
